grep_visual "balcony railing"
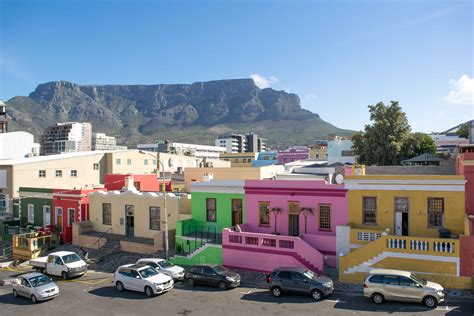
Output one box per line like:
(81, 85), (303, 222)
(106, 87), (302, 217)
(350, 227), (385, 245)
(386, 237), (457, 254)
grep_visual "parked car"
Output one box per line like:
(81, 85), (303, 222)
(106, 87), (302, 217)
(185, 264), (240, 290)
(266, 267), (334, 301)
(363, 269), (445, 308)
(136, 258), (185, 281)
(29, 251), (87, 280)
(13, 272), (59, 303)
(113, 264), (174, 297)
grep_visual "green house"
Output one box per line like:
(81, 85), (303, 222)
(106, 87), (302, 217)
(172, 180), (245, 265)
(16, 188), (54, 228)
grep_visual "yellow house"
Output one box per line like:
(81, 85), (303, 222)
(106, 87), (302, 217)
(338, 174), (472, 289)
(219, 152), (258, 167)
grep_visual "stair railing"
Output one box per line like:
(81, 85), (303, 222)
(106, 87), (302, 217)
(87, 227), (113, 250)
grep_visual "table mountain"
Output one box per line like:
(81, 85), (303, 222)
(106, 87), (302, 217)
(6, 79), (352, 148)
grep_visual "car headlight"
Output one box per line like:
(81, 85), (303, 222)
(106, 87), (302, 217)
(226, 277), (235, 282)
(324, 282), (333, 288)
(155, 283), (163, 288)
(437, 290), (444, 295)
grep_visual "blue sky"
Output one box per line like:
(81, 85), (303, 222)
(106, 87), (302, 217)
(1, 0), (472, 133)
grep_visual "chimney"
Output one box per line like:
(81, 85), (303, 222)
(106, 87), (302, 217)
(121, 176), (138, 193)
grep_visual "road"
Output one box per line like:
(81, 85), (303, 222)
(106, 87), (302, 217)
(0, 267), (472, 316)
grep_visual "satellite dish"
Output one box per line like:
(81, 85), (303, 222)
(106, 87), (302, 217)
(335, 174), (344, 184)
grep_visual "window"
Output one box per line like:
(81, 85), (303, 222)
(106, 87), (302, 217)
(259, 202), (270, 226)
(369, 275), (384, 284)
(116, 159), (121, 165)
(362, 197), (377, 225)
(288, 201), (300, 214)
(39, 170), (46, 178)
(277, 271), (291, 279)
(394, 198), (408, 212)
(144, 159), (148, 165)
(70, 170), (77, 177)
(319, 204), (331, 230)
(127, 159), (132, 165)
(93, 163), (99, 170)
(153, 160), (157, 165)
(206, 198), (216, 222)
(55, 170), (62, 177)
(27, 204), (34, 223)
(383, 275), (400, 285)
(149, 206), (161, 230)
(67, 208), (75, 227)
(428, 197), (444, 228)
(102, 203), (112, 225)
(399, 276), (417, 287)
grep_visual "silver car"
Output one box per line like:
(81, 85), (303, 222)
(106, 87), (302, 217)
(13, 272), (60, 303)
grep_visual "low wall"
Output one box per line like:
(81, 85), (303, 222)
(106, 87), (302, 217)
(72, 222), (106, 250)
(302, 234), (336, 267)
(120, 240), (157, 254)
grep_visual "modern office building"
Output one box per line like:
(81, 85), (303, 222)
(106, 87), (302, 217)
(215, 132), (266, 153)
(92, 133), (127, 151)
(40, 122), (92, 155)
(137, 140), (225, 159)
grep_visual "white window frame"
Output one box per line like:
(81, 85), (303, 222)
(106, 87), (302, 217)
(55, 170), (62, 178)
(70, 170), (77, 177)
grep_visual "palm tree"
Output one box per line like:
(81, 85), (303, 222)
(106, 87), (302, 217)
(270, 207), (282, 234)
(299, 207), (314, 234)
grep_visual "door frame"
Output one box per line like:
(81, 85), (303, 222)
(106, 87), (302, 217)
(43, 205), (51, 226)
(231, 198), (243, 226)
(125, 205), (135, 237)
(394, 197), (409, 236)
(288, 214), (300, 237)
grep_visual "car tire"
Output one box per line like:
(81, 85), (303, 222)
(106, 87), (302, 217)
(13, 289), (18, 298)
(116, 281), (124, 292)
(218, 281), (227, 291)
(371, 293), (385, 304)
(31, 295), (38, 304)
(62, 271), (69, 280)
(423, 296), (438, 308)
(187, 278), (195, 287)
(311, 289), (323, 301)
(271, 286), (282, 297)
(144, 286), (154, 298)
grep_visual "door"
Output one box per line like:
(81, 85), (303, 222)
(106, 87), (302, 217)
(289, 214), (299, 236)
(277, 271), (295, 292)
(231, 199), (243, 226)
(202, 266), (217, 286)
(55, 207), (63, 229)
(382, 275), (401, 300)
(43, 206), (51, 226)
(399, 276), (424, 302)
(290, 272), (309, 293)
(125, 205), (134, 237)
(129, 270), (142, 291)
(47, 256), (63, 276)
(394, 198), (409, 236)
(17, 278), (31, 297)
(395, 212), (403, 236)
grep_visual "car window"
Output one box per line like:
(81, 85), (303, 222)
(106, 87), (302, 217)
(277, 271), (291, 279)
(131, 270), (140, 278)
(291, 272), (306, 282)
(20, 278), (29, 286)
(383, 275), (400, 285)
(159, 260), (174, 269)
(369, 275), (384, 283)
(203, 267), (215, 275)
(143, 262), (157, 268)
(62, 254), (81, 264)
(54, 257), (63, 265)
(47, 256), (55, 264)
(139, 267), (158, 279)
(29, 275), (52, 287)
(194, 267), (204, 274)
(119, 268), (131, 277)
(399, 276), (418, 287)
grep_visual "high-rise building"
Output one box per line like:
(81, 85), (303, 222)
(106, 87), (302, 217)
(92, 133), (127, 151)
(0, 101), (12, 133)
(215, 132), (266, 153)
(137, 140), (225, 159)
(40, 122), (92, 155)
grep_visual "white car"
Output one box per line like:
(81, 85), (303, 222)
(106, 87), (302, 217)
(136, 258), (185, 281)
(113, 264), (174, 297)
(13, 272), (59, 303)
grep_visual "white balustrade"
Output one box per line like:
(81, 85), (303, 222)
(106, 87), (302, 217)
(410, 239), (429, 251)
(357, 231), (382, 242)
(387, 238), (406, 249)
(433, 241), (456, 253)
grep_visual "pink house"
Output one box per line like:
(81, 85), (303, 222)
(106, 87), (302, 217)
(222, 180), (348, 273)
(277, 146), (310, 164)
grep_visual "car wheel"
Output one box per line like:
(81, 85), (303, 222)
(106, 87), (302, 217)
(311, 289), (323, 301)
(187, 278), (195, 287)
(218, 281), (227, 291)
(423, 296), (438, 308)
(62, 271), (69, 280)
(271, 286), (282, 297)
(115, 281), (124, 292)
(13, 289), (18, 298)
(371, 293), (385, 304)
(31, 295), (38, 304)
(144, 286), (154, 297)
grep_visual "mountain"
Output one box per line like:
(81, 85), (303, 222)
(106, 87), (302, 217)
(6, 79), (352, 148)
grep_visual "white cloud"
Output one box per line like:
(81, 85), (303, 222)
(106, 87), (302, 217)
(250, 74), (279, 89)
(444, 74), (474, 105)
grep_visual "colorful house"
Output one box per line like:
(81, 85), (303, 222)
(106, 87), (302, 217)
(277, 146), (310, 164)
(173, 180), (245, 265)
(103, 174), (172, 192)
(17, 188), (54, 228)
(252, 151), (278, 167)
(219, 152), (259, 167)
(338, 174), (472, 289)
(222, 180), (348, 273)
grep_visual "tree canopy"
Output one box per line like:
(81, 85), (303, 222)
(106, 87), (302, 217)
(352, 101), (436, 165)
(457, 123), (469, 139)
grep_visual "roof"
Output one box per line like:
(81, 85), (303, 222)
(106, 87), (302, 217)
(368, 269), (411, 277)
(21, 272), (45, 279)
(120, 263), (149, 270)
(401, 153), (442, 164)
(0, 150), (119, 166)
(50, 251), (78, 257)
(138, 258), (165, 263)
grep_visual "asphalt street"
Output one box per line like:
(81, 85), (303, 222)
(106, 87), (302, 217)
(0, 267), (472, 316)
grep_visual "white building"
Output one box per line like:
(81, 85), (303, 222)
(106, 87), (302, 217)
(0, 131), (40, 159)
(327, 139), (356, 165)
(92, 133), (127, 151)
(215, 132), (266, 153)
(40, 122), (92, 155)
(137, 142), (225, 160)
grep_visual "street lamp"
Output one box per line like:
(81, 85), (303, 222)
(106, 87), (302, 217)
(139, 150), (169, 260)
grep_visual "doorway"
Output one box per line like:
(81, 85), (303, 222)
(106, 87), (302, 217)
(43, 206), (51, 226)
(394, 198), (409, 236)
(125, 205), (135, 237)
(231, 199), (242, 226)
(289, 214), (299, 236)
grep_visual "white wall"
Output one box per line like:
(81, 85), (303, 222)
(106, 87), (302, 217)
(0, 132), (36, 159)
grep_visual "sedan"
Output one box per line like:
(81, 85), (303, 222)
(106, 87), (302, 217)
(185, 264), (240, 290)
(136, 258), (185, 281)
(13, 272), (59, 303)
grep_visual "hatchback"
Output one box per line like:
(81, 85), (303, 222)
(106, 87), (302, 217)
(363, 269), (445, 308)
(113, 264), (174, 297)
(266, 267), (334, 301)
(136, 258), (185, 281)
(13, 272), (59, 303)
(185, 264), (240, 290)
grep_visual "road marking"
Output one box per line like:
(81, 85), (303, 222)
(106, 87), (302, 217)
(239, 290), (252, 294)
(59, 277), (112, 286)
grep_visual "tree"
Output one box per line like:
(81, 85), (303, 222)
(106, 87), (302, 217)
(270, 207), (282, 234)
(299, 207), (314, 234)
(457, 123), (469, 139)
(401, 132), (436, 159)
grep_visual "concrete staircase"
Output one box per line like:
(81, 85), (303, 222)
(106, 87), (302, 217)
(294, 253), (321, 274)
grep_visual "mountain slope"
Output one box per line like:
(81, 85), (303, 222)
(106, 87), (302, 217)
(6, 79), (352, 148)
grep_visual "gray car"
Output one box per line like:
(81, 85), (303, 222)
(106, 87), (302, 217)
(13, 272), (59, 303)
(266, 267), (334, 301)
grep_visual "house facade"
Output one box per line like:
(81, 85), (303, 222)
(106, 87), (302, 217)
(252, 151), (278, 167)
(222, 180), (348, 273)
(277, 146), (310, 164)
(338, 174), (472, 289)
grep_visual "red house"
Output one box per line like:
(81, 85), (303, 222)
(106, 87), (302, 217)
(104, 174), (171, 192)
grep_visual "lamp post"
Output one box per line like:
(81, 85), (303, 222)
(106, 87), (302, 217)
(139, 150), (169, 259)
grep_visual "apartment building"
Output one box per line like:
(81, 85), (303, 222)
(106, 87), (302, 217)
(0, 101), (11, 133)
(40, 122), (92, 155)
(137, 140), (225, 159)
(91, 133), (127, 151)
(215, 132), (266, 153)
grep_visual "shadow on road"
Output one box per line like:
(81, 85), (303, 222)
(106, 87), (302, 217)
(333, 297), (437, 314)
(88, 286), (171, 300)
(174, 283), (230, 293)
(0, 292), (51, 305)
(240, 290), (317, 304)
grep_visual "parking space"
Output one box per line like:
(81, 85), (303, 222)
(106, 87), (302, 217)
(0, 267), (473, 316)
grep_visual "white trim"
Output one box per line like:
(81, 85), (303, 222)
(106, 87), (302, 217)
(344, 179), (466, 192)
(19, 191), (53, 199)
(191, 180), (245, 194)
(350, 244), (364, 249)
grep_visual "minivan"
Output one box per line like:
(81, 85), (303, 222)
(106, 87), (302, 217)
(363, 269), (445, 308)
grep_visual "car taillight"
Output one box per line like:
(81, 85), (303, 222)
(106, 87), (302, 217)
(266, 275), (272, 283)
(363, 283), (368, 288)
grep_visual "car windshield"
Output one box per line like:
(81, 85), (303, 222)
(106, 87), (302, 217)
(62, 254), (81, 264)
(139, 267), (158, 279)
(212, 266), (227, 273)
(302, 270), (320, 280)
(410, 273), (427, 285)
(29, 275), (52, 287)
(159, 260), (174, 269)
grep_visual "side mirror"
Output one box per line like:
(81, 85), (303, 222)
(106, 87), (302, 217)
(304, 279), (308, 283)
(135, 276), (141, 279)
